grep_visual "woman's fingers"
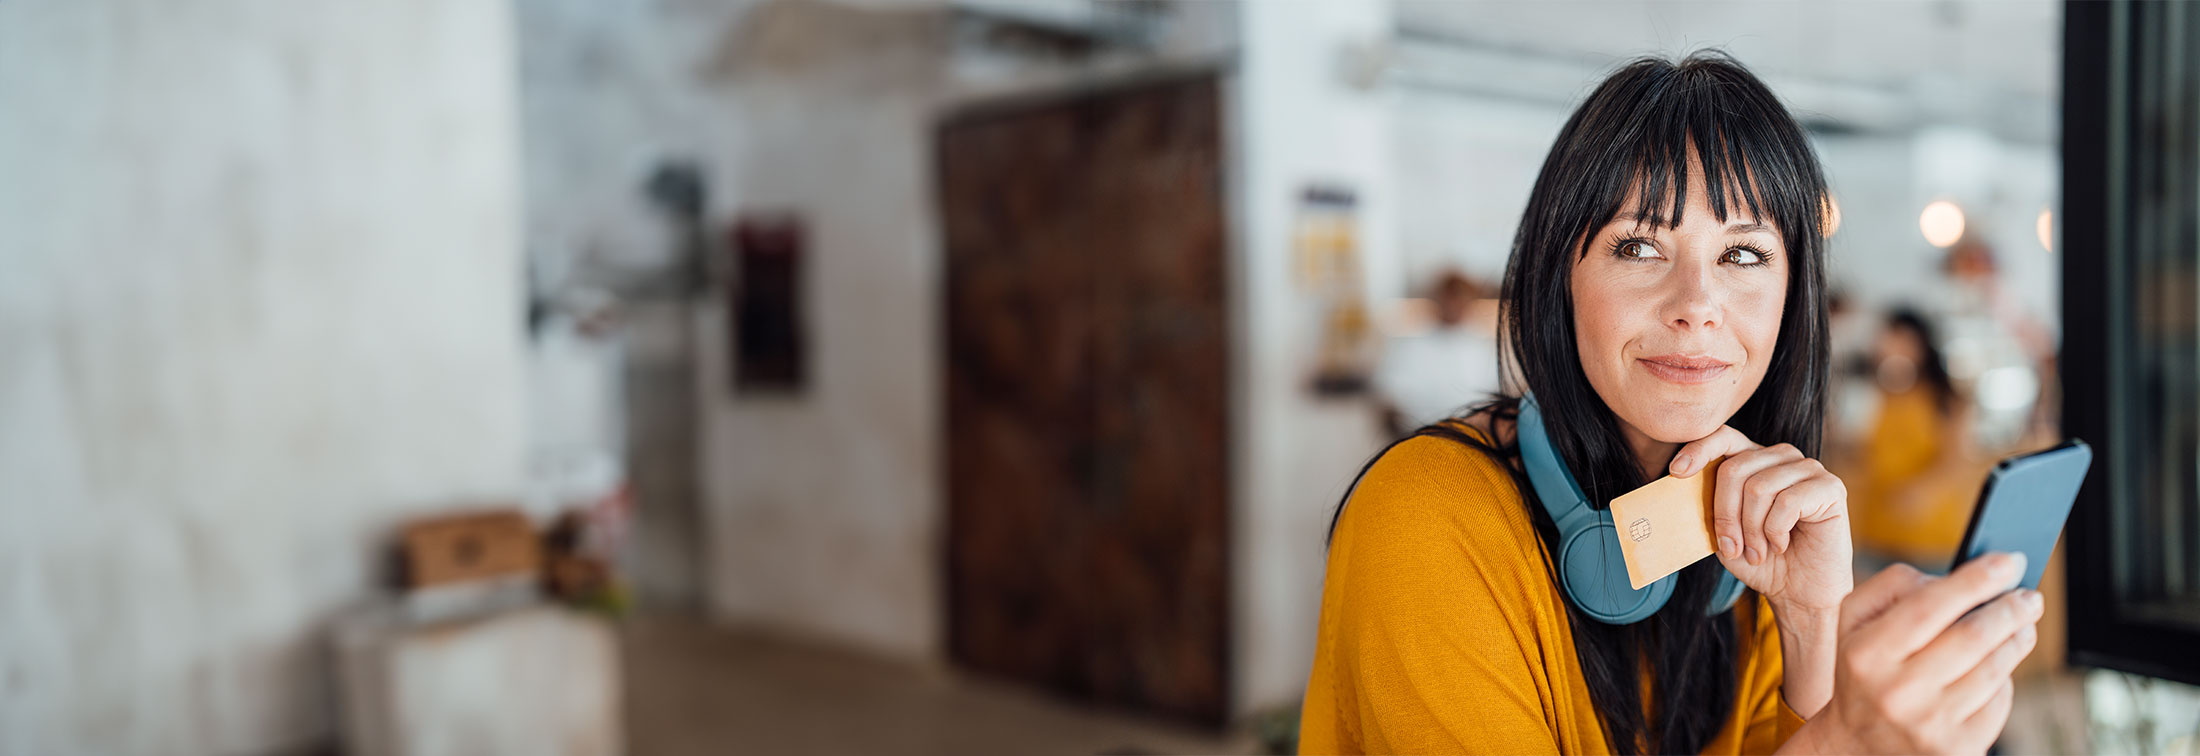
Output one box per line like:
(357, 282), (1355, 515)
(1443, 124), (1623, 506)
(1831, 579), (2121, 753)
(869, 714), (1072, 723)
(1955, 679), (2018, 752)
(1672, 427), (1844, 564)
(1909, 587), (2043, 687)
(1843, 563), (1934, 636)
(1940, 621), (2038, 719)
(1669, 425), (1759, 478)
(1830, 559), (2039, 755)
(1736, 450), (1815, 558)
(1667, 424), (1768, 562)
(1763, 468), (1843, 553)
(1854, 552), (2029, 657)
(1714, 443), (1800, 563)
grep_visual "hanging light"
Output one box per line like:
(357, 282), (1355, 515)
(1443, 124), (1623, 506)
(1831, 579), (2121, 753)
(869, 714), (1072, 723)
(1920, 200), (1966, 248)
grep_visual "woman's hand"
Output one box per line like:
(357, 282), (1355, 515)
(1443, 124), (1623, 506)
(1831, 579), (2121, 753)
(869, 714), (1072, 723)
(1782, 555), (2044, 754)
(1668, 426), (1854, 613)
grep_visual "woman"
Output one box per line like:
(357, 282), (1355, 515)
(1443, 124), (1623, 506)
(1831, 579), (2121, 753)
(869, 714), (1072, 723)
(1849, 308), (1978, 567)
(1299, 53), (2044, 755)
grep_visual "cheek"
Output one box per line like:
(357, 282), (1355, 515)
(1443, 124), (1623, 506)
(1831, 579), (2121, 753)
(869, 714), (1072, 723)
(1570, 272), (1653, 373)
(1731, 282), (1787, 376)
(1571, 274), (1611, 353)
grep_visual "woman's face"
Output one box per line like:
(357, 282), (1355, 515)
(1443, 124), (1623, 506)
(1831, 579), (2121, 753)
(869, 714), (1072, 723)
(1874, 325), (1925, 393)
(1570, 174), (1789, 448)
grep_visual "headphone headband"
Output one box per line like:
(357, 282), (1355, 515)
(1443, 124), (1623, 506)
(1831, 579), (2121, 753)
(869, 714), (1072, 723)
(1516, 393), (1596, 532)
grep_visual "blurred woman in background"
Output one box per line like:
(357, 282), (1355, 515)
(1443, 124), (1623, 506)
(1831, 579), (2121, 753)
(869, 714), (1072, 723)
(1847, 309), (1980, 569)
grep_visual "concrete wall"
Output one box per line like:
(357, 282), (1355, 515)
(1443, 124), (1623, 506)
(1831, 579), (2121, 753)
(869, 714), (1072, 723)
(693, 45), (951, 660)
(516, 0), (1390, 715)
(1230, 0), (1401, 718)
(515, 0), (954, 660)
(0, 1), (524, 753)
(518, 0), (1236, 663)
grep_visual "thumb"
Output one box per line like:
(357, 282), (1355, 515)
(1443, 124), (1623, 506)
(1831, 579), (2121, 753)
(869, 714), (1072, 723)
(1844, 562), (1935, 634)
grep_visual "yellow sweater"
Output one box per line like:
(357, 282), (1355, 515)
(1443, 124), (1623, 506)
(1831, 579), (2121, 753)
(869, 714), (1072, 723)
(1847, 387), (1975, 562)
(1299, 424), (1808, 755)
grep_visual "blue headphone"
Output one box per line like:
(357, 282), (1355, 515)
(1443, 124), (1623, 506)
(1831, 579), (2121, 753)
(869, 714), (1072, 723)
(1517, 392), (1748, 624)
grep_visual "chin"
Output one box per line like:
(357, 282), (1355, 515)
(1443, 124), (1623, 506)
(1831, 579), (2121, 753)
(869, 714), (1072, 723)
(1620, 394), (1738, 443)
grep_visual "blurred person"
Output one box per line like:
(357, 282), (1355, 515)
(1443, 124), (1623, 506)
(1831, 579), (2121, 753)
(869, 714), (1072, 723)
(1372, 269), (1502, 438)
(1943, 236), (2052, 365)
(1939, 236), (2056, 449)
(1301, 52), (2042, 755)
(1845, 308), (1982, 570)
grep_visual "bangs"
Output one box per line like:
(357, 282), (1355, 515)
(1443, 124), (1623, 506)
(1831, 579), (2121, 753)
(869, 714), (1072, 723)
(1571, 53), (1827, 253)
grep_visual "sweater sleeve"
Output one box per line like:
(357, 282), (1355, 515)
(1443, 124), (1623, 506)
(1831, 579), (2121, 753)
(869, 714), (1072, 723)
(1301, 434), (1579, 755)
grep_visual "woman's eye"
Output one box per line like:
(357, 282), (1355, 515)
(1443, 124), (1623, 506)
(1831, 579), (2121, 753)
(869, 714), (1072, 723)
(1616, 240), (1664, 260)
(1723, 247), (1768, 265)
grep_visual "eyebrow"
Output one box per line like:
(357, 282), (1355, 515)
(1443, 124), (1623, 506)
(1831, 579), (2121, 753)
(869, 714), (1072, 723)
(1616, 212), (1774, 235)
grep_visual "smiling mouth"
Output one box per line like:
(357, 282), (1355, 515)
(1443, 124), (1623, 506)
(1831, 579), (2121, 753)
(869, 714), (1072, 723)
(1637, 355), (1733, 385)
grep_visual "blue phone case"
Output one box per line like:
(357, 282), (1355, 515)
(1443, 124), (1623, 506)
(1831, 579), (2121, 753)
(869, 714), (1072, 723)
(1950, 439), (2093, 590)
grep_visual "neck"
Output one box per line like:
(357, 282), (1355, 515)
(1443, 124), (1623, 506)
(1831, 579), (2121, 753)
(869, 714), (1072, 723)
(1619, 422), (1680, 483)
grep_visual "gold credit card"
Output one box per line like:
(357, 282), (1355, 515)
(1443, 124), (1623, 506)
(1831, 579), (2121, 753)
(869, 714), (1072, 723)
(1609, 456), (1725, 590)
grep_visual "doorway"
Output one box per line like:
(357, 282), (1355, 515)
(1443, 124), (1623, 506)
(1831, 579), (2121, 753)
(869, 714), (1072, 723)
(938, 71), (1232, 725)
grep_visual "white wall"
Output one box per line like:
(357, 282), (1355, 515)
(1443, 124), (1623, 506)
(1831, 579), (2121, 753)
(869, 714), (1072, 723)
(519, 0), (1239, 663)
(1230, 0), (1401, 718)
(694, 69), (949, 659)
(0, 1), (524, 753)
(517, 0), (953, 660)
(1833, 128), (2059, 328)
(1392, 93), (1569, 284)
(1389, 96), (2059, 336)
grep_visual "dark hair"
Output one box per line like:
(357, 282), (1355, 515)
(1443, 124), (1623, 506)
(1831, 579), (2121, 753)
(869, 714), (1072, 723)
(1327, 51), (1830, 755)
(1885, 307), (1958, 414)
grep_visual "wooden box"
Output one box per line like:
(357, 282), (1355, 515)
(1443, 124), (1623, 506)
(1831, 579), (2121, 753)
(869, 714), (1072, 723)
(400, 510), (541, 589)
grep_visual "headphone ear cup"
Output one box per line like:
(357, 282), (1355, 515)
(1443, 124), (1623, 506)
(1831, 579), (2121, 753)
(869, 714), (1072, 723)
(1705, 567), (1749, 615)
(1557, 518), (1674, 624)
(1520, 392), (1676, 625)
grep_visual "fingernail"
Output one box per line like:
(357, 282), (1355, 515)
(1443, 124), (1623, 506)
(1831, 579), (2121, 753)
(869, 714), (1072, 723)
(1745, 545), (1761, 565)
(1718, 536), (1736, 557)
(1671, 454), (1692, 475)
(2001, 552), (2028, 586)
(2023, 589), (2044, 611)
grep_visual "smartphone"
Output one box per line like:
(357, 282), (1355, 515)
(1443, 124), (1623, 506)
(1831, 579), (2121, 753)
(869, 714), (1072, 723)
(1949, 439), (2093, 591)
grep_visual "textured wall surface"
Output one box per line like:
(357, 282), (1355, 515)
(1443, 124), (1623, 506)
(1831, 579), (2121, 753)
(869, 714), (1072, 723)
(517, 0), (951, 660)
(0, 1), (524, 752)
(1230, 0), (1402, 718)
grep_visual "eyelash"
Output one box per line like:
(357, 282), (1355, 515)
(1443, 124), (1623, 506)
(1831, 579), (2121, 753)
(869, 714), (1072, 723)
(1607, 236), (1776, 269)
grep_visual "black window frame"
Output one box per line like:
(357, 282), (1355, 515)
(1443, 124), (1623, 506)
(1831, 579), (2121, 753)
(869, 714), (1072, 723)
(2062, 0), (2200, 687)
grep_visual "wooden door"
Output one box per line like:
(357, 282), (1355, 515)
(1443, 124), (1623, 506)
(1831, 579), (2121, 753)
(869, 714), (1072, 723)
(938, 72), (1230, 725)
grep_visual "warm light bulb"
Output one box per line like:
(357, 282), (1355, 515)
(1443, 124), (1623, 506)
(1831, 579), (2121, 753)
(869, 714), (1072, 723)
(1920, 200), (1965, 248)
(2037, 206), (2054, 252)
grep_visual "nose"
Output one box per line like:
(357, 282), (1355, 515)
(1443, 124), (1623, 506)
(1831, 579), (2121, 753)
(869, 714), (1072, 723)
(1661, 263), (1721, 331)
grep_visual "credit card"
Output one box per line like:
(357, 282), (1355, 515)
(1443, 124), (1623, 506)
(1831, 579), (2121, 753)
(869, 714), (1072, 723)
(1609, 456), (1725, 590)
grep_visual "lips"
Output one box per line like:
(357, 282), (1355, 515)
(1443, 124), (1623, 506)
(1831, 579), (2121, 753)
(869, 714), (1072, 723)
(1637, 353), (1733, 385)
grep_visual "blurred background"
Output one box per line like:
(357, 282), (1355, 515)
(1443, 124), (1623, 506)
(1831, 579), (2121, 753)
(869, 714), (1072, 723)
(3, 1), (2198, 754)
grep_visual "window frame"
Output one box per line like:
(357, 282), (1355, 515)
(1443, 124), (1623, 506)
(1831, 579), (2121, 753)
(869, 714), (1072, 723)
(2061, 0), (2200, 687)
